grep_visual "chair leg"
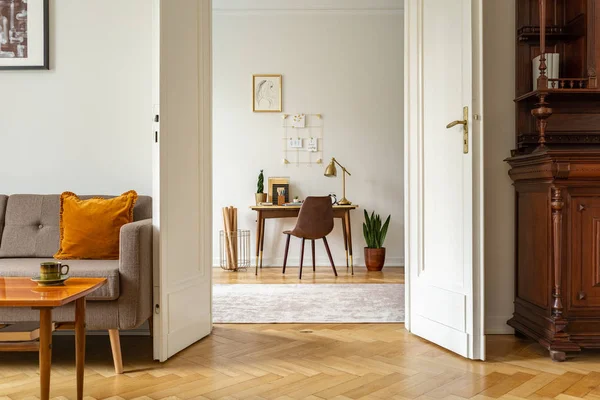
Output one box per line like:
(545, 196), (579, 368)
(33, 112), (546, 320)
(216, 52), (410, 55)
(323, 236), (338, 276)
(108, 329), (124, 374)
(299, 238), (306, 279)
(282, 234), (291, 274)
(312, 240), (316, 271)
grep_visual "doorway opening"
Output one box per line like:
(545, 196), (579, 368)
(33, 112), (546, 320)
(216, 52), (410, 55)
(210, 3), (405, 324)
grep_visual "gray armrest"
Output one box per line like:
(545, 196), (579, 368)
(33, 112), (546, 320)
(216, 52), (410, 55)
(118, 218), (153, 329)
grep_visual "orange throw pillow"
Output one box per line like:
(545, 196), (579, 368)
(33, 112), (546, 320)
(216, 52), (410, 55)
(54, 191), (138, 260)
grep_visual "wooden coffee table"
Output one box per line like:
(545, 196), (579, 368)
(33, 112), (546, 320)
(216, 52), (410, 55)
(0, 277), (106, 400)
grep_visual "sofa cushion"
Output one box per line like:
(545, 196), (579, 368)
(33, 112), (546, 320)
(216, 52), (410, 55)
(0, 194), (152, 258)
(0, 195), (61, 258)
(0, 258), (119, 301)
(54, 191), (138, 260)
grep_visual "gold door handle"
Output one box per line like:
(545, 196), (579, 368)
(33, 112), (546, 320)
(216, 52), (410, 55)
(446, 120), (467, 129)
(445, 106), (469, 154)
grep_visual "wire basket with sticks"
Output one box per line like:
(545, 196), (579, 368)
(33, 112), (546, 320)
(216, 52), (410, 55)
(220, 207), (250, 271)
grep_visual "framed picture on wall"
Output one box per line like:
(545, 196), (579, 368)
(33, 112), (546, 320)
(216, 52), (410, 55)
(252, 74), (282, 112)
(0, 0), (49, 70)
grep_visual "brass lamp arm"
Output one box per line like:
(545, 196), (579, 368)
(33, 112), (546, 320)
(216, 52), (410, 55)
(332, 158), (351, 176)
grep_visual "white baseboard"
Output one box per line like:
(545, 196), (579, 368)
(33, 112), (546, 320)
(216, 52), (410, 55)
(213, 256), (404, 268)
(485, 316), (514, 335)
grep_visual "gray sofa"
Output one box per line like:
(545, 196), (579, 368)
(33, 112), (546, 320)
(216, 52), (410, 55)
(0, 194), (153, 374)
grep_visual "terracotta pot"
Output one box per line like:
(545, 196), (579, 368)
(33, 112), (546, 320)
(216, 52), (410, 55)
(364, 247), (386, 271)
(255, 193), (267, 205)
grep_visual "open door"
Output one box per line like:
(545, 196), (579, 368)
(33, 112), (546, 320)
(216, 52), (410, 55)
(152, 0), (213, 361)
(404, 0), (485, 360)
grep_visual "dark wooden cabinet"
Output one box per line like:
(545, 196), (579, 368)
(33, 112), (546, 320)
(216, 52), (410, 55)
(507, 150), (600, 361)
(507, 0), (600, 361)
(571, 195), (600, 310)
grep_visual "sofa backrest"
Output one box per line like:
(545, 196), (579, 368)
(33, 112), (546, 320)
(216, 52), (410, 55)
(0, 194), (152, 258)
(0, 195), (7, 243)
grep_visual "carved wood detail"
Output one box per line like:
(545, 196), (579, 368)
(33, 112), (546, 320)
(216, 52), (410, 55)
(589, 0), (598, 88)
(515, 0), (600, 153)
(551, 187), (565, 320)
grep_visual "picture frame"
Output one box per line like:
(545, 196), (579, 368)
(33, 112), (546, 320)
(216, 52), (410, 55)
(0, 0), (49, 70)
(268, 177), (290, 202)
(252, 74), (282, 112)
(273, 184), (290, 205)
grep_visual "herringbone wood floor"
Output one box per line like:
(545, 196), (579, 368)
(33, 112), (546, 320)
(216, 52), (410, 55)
(2, 324), (600, 399)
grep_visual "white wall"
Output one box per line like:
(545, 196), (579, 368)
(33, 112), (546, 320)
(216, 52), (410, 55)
(483, 0), (516, 334)
(0, 1), (153, 195)
(213, 2), (404, 267)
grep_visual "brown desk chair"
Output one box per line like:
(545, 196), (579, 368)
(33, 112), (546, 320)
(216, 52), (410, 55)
(282, 196), (338, 279)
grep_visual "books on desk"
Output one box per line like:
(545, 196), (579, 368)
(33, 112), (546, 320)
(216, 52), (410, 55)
(256, 202), (304, 207)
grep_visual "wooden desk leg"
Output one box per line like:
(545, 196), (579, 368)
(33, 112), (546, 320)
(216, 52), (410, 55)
(39, 308), (53, 400)
(255, 211), (263, 275)
(341, 217), (349, 269)
(312, 239), (316, 271)
(260, 218), (266, 268)
(344, 211), (354, 275)
(75, 297), (86, 400)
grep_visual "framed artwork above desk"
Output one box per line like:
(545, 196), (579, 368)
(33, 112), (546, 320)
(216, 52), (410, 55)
(250, 205), (359, 275)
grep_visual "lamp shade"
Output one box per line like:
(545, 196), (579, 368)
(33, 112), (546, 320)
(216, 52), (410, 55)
(324, 159), (337, 177)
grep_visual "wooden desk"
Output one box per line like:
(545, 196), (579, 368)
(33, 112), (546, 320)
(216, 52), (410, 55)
(0, 277), (106, 400)
(250, 205), (359, 275)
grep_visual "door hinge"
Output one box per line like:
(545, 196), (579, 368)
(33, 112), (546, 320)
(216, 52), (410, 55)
(155, 131), (158, 143)
(155, 304), (160, 314)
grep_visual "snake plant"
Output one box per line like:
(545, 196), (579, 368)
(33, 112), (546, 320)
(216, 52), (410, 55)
(363, 210), (391, 249)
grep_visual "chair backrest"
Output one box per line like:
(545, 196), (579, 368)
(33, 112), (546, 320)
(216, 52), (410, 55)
(293, 196), (334, 239)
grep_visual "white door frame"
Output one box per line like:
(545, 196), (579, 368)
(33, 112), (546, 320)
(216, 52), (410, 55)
(403, 0), (485, 359)
(151, 0), (484, 360)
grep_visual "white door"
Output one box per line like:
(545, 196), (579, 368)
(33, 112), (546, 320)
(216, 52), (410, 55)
(152, 0), (213, 361)
(404, 0), (484, 360)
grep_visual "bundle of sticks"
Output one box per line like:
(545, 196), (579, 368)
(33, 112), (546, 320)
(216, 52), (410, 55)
(222, 206), (238, 270)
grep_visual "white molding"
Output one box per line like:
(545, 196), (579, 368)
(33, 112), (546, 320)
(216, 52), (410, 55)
(485, 316), (514, 335)
(213, 256), (405, 268)
(213, 0), (403, 14)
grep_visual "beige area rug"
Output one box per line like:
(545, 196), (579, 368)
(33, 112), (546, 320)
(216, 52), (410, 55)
(213, 284), (404, 323)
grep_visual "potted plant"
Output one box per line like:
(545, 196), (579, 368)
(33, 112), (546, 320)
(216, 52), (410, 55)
(363, 210), (391, 271)
(255, 170), (267, 205)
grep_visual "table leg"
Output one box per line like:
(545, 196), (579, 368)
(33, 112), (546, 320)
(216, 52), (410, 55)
(75, 297), (86, 400)
(341, 216), (349, 269)
(39, 308), (53, 400)
(344, 211), (354, 275)
(312, 239), (316, 271)
(260, 218), (266, 268)
(255, 211), (263, 275)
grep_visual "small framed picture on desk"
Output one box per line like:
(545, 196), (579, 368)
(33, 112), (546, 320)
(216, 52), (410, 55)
(268, 177), (290, 202)
(273, 184), (289, 205)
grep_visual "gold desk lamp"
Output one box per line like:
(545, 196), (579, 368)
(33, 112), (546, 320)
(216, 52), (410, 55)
(324, 158), (352, 205)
